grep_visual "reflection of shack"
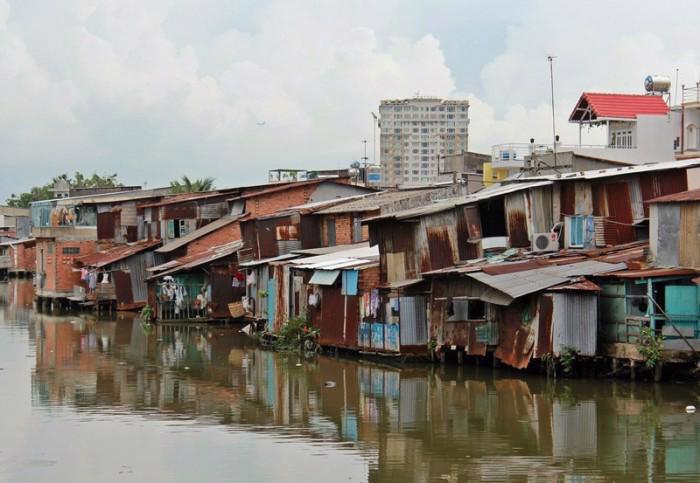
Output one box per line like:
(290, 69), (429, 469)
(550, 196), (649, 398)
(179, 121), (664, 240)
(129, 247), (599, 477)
(148, 240), (246, 321)
(74, 239), (162, 311)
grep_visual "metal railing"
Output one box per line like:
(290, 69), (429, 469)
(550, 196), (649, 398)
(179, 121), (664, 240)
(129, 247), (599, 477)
(491, 142), (637, 166)
(156, 282), (210, 321)
(682, 84), (700, 104)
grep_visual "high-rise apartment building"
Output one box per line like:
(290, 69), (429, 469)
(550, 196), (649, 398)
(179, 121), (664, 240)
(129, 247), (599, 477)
(379, 97), (469, 186)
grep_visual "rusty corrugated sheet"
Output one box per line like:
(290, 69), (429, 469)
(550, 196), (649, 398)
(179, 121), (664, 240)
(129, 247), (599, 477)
(199, 202), (228, 219)
(300, 215), (321, 248)
(560, 182), (575, 217)
(604, 182), (635, 244)
(494, 300), (535, 369)
(399, 295), (428, 346)
(456, 206), (482, 261)
(505, 193), (530, 248)
(534, 294), (553, 358)
(591, 183), (606, 216)
(650, 187), (700, 203)
(443, 322), (487, 355)
(256, 219), (279, 258)
(426, 226), (454, 271)
(210, 270), (234, 318)
(97, 212), (115, 240)
(275, 224), (299, 240)
(319, 285), (344, 346)
(680, 203), (700, 268)
(120, 202), (138, 226)
(163, 202), (197, 220)
(640, 170), (688, 215)
(113, 270), (134, 305)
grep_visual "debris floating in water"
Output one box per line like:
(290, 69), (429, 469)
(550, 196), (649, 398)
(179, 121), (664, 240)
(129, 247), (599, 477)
(295, 363), (302, 367)
(184, 366), (190, 370)
(686, 405), (696, 413)
(324, 381), (336, 388)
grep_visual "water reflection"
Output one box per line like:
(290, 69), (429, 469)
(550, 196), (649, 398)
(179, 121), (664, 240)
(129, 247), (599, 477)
(3, 279), (700, 482)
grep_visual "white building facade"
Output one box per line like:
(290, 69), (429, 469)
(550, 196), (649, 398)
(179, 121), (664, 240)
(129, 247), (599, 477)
(379, 97), (469, 186)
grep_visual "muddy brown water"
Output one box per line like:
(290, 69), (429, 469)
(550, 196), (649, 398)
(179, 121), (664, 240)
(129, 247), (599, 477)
(1, 279), (700, 482)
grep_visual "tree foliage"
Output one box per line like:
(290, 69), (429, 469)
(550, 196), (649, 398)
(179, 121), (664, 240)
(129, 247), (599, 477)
(169, 176), (216, 193)
(5, 172), (122, 208)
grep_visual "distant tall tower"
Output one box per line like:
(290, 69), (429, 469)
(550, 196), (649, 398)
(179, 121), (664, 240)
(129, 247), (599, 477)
(379, 97), (469, 186)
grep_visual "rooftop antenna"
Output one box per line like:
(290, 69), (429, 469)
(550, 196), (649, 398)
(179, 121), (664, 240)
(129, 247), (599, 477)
(547, 55), (558, 170)
(675, 68), (680, 105)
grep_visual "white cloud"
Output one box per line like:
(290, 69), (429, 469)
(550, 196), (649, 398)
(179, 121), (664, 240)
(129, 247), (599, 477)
(1, 0), (700, 200)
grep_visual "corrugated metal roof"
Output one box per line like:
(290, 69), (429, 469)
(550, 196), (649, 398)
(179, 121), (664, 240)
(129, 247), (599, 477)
(379, 278), (425, 289)
(292, 242), (369, 256)
(239, 253), (300, 267)
(149, 240), (244, 278)
(599, 267), (697, 278)
(466, 260), (626, 304)
(648, 188), (700, 203)
(569, 92), (670, 121)
(155, 214), (247, 253)
(227, 179), (375, 202)
(76, 239), (161, 268)
(289, 245), (379, 270)
(362, 181), (552, 223)
(47, 187), (173, 206)
(315, 188), (437, 214)
(0, 238), (36, 247)
(259, 194), (371, 219)
(309, 270), (340, 285)
(523, 159), (700, 182)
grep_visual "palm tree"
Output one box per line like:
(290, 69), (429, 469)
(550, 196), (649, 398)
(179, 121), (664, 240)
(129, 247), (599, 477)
(169, 176), (216, 193)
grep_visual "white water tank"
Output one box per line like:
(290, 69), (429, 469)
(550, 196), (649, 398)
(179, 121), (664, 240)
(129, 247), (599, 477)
(644, 75), (671, 93)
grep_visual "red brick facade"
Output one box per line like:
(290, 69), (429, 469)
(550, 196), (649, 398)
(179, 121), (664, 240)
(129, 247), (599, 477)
(36, 239), (96, 294)
(10, 242), (35, 273)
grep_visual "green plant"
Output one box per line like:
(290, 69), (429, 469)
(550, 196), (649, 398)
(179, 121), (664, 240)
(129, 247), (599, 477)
(258, 290), (268, 298)
(560, 346), (577, 377)
(427, 338), (438, 352)
(639, 326), (664, 368)
(140, 304), (154, 321)
(274, 316), (320, 352)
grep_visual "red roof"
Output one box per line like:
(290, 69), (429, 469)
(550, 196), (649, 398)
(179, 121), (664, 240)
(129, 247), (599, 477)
(648, 188), (700, 203)
(569, 92), (669, 122)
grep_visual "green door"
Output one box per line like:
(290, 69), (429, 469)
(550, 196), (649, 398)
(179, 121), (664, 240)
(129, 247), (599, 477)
(664, 285), (700, 338)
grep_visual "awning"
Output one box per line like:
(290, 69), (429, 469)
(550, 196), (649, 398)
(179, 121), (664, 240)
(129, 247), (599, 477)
(309, 270), (340, 286)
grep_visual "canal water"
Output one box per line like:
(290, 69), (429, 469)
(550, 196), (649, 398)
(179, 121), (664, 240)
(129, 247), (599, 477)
(2, 280), (700, 482)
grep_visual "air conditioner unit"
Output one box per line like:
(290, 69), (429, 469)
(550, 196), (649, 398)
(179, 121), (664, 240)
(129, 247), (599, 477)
(531, 232), (559, 253)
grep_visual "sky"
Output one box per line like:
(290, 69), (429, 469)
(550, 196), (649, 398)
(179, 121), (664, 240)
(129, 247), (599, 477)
(2, 0), (700, 201)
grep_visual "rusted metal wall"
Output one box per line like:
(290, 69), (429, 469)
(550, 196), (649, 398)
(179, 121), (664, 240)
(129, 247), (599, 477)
(199, 202), (228, 219)
(162, 202), (197, 220)
(529, 185), (554, 234)
(256, 219), (279, 258)
(533, 294), (553, 358)
(639, 169), (688, 216)
(300, 215), (321, 248)
(113, 270), (134, 305)
(552, 293), (597, 356)
(210, 270), (234, 318)
(318, 285), (344, 346)
(456, 205), (482, 262)
(97, 212), (115, 240)
(504, 192), (530, 248)
(417, 211), (457, 274)
(680, 202), (700, 269)
(381, 222), (417, 283)
(494, 298), (536, 369)
(604, 182), (635, 244)
(560, 182), (575, 217)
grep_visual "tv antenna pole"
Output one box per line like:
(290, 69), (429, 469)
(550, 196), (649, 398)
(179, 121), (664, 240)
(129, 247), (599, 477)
(547, 55), (558, 170)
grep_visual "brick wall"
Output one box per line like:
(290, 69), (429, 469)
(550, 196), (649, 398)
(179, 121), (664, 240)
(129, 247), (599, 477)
(186, 221), (242, 256)
(246, 186), (313, 218)
(11, 244), (35, 272)
(37, 239), (96, 294)
(359, 266), (380, 292)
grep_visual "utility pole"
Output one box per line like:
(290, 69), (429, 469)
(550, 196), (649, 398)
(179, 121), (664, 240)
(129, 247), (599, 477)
(547, 55), (558, 170)
(361, 140), (368, 185)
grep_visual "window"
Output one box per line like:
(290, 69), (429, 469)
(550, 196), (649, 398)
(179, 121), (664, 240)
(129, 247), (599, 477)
(447, 298), (486, 322)
(62, 247), (80, 255)
(567, 215), (585, 248)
